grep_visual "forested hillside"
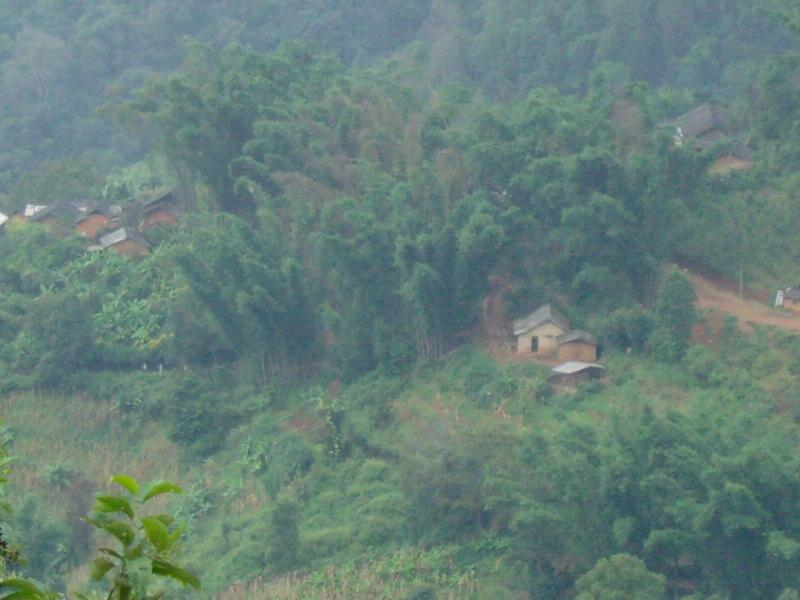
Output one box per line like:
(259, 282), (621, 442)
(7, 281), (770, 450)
(0, 0), (794, 195)
(5, 1), (800, 599)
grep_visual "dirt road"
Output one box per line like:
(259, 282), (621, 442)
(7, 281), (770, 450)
(690, 271), (800, 332)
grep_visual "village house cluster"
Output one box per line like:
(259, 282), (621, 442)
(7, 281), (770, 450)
(0, 189), (181, 256)
(512, 304), (605, 386)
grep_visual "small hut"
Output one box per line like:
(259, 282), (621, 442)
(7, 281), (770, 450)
(556, 330), (598, 362)
(139, 189), (181, 232)
(29, 203), (83, 230)
(549, 361), (606, 386)
(777, 287), (800, 314)
(513, 305), (571, 357)
(99, 228), (150, 256)
(674, 103), (731, 149)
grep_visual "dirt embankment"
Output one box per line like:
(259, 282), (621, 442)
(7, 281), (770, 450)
(688, 269), (800, 333)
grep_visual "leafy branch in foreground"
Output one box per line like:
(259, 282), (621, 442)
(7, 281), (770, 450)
(84, 475), (200, 599)
(0, 578), (58, 599)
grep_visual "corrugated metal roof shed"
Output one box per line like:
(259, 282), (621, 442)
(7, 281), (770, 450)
(551, 361), (605, 375)
(99, 228), (150, 249)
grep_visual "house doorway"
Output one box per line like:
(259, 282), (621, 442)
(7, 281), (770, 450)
(531, 336), (539, 353)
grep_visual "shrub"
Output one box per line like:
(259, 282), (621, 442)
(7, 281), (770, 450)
(593, 307), (654, 352)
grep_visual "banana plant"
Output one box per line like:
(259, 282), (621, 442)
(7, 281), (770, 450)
(84, 474), (200, 599)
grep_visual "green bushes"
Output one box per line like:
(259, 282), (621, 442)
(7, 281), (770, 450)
(648, 268), (697, 363)
(575, 554), (666, 600)
(593, 307), (654, 353)
(83, 369), (251, 460)
(267, 496), (301, 573)
(14, 291), (95, 387)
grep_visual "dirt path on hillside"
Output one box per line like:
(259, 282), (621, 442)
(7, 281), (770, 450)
(690, 271), (800, 332)
(482, 276), (511, 342)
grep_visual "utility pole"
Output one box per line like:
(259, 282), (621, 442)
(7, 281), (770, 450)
(739, 268), (744, 299)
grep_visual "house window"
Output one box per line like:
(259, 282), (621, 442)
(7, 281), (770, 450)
(531, 336), (539, 353)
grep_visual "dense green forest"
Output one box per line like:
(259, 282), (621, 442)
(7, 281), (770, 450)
(5, 0), (800, 598)
(0, 0), (795, 196)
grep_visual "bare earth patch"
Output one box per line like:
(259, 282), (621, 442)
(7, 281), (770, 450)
(689, 271), (800, 333)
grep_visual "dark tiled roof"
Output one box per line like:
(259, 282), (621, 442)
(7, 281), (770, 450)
(784, 288), (800, 301)
(74, 206), (112, 225)
(675, 103), (731, 140)
(29, 203), (83, 223)
(141, 188), (178, 215)
(513, 304), (571, 336)
(557, 329), (598, 347)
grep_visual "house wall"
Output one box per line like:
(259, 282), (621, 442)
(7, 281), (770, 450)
(557, 341), (598, 362)
(784, 297), (800, 315)
(141, 209), (177, 231)
(517, 322), (567, 356)
(76, 214), (110, 238)
(109, 240), (149, 257)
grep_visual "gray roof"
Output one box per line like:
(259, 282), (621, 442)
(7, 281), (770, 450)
(99, 228), (150, 250)
(785, 287), (800, 301)
(675, 103), (731, 140)
(513, 304), (571, 336)
(552, 361), (605, 375)
(557, 329), (598, 347)
(29, 203), (83, 223)
(74, 206), (112, 225)
(141, 188), (178, 214)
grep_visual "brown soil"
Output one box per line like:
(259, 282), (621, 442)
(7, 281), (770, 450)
(689, 270), (800, 333)
(677, 259), (769, 303)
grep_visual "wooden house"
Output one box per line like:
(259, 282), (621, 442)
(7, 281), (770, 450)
(99, 228), (150, 256)
(139, 189), (180, 232)
(674, 103), (731, 150)
(673, 104), (753, 174)
(549, 361), (606, 386)
(513, 305), (571, 357)
(556, 330), (598, 362)
(29, 203), (84, 231)
(513, 305), (600, 361)
(776, 287), (800, 314)
(75, 207), (113, 239)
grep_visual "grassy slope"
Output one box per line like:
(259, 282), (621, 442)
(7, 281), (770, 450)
(3, 307), (800, 597)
